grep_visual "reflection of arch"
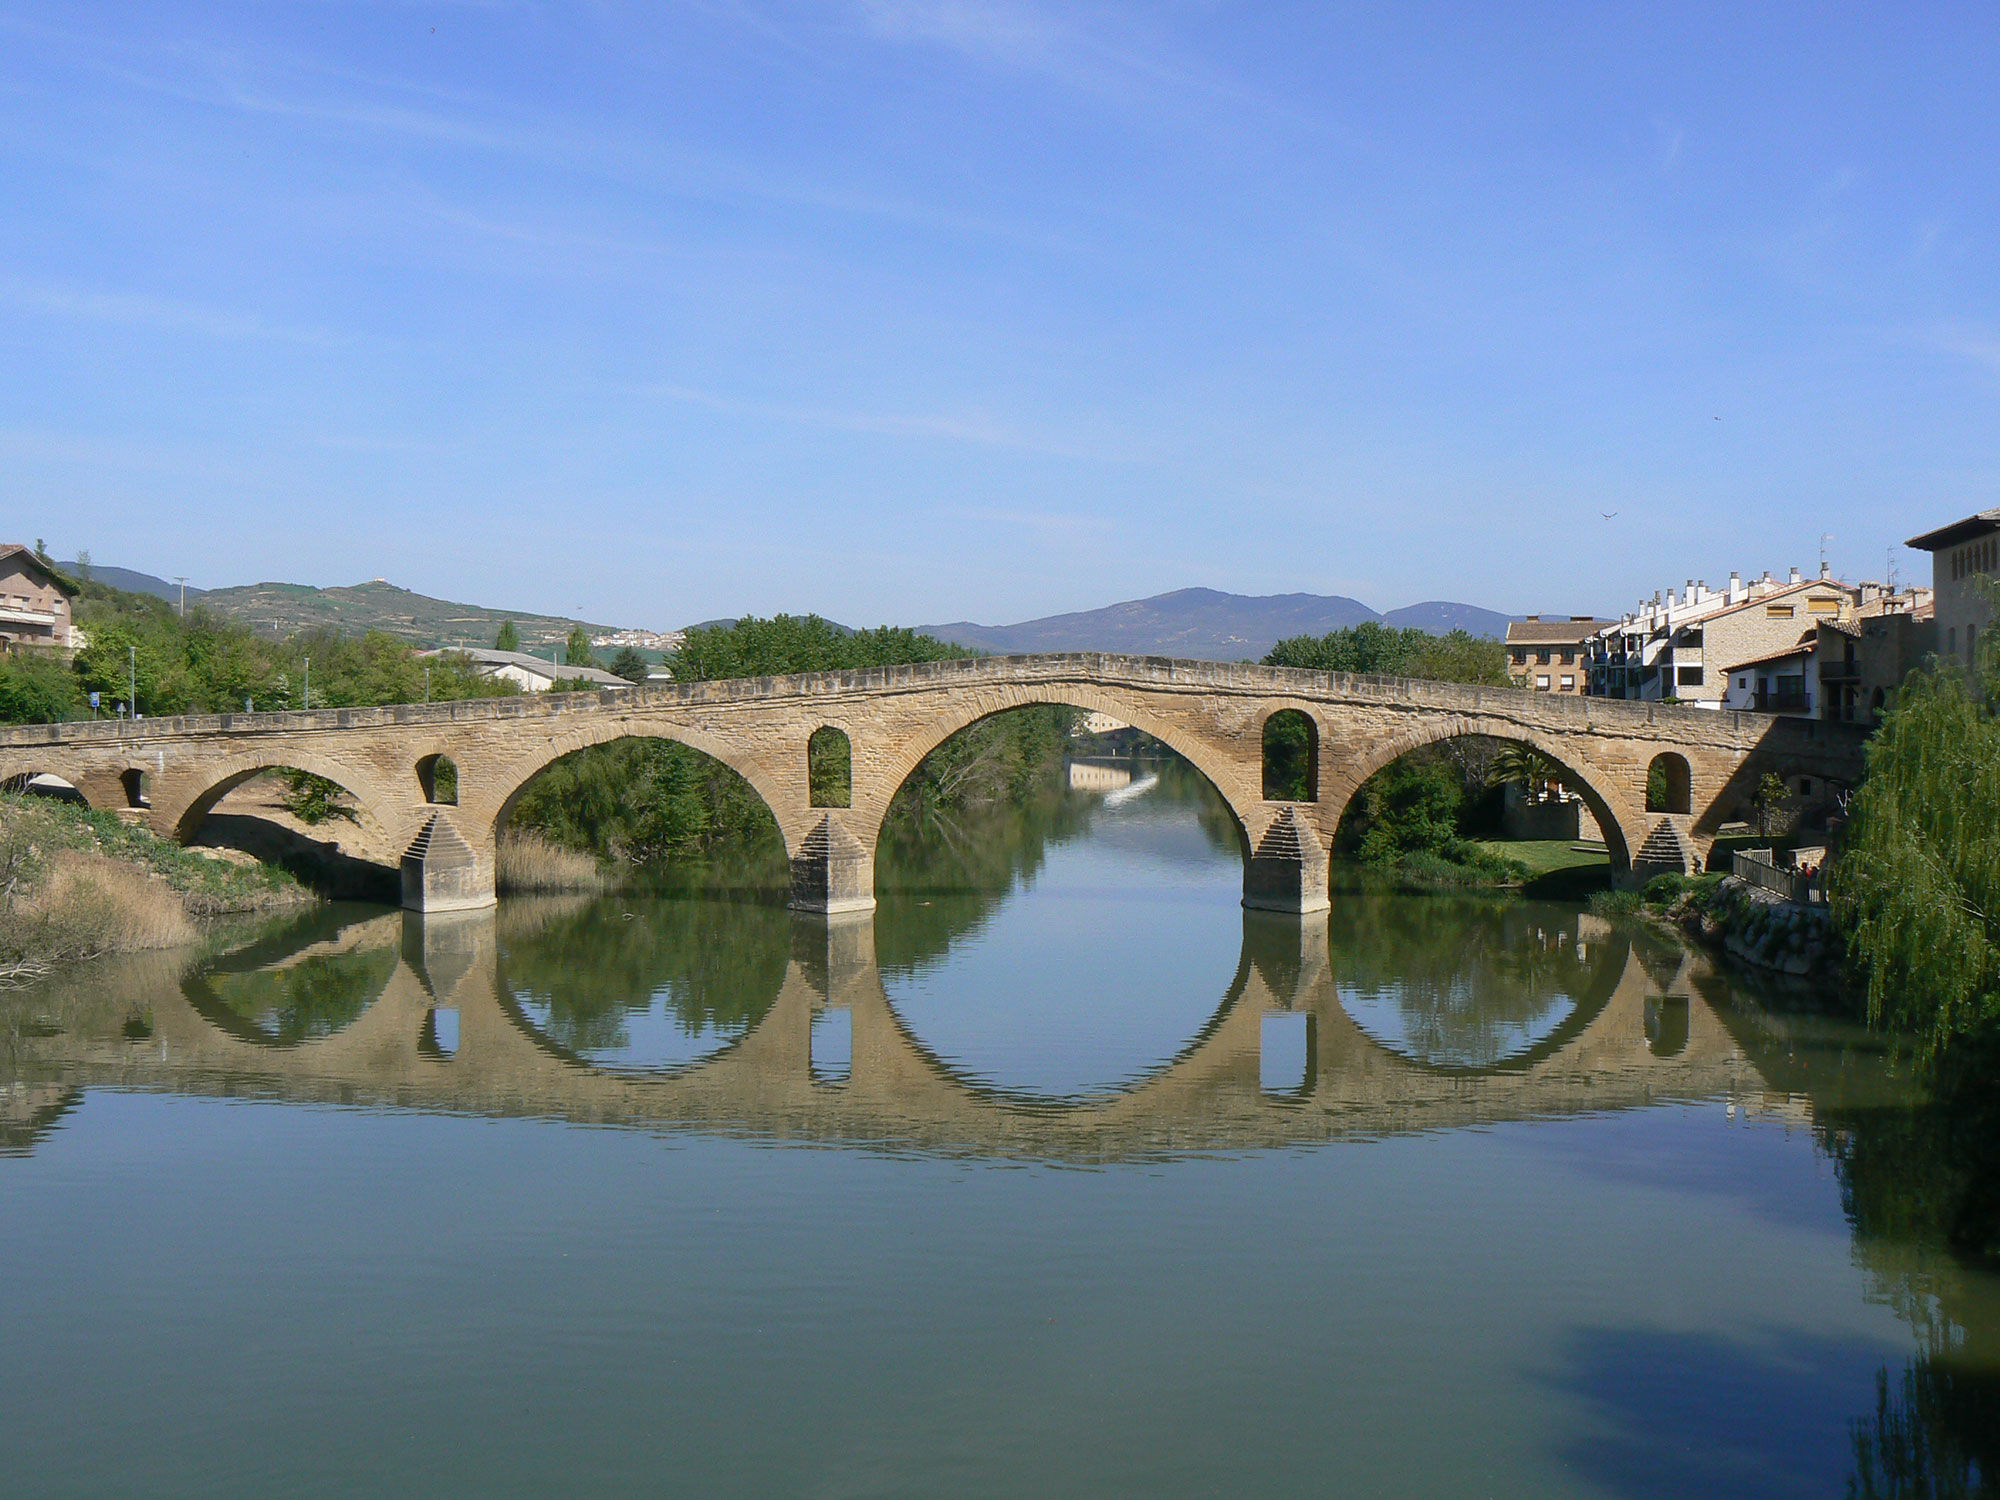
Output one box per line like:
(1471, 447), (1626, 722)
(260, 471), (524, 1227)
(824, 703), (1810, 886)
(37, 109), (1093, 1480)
(1646, 753), (1692, 815)
(808, 726), (851, 808)
(494, 954), (774, 1079)
(1324, 721), (1637, 871)
(180, 935), (400, 1048)
(487, 724), (792, 851)
(1261, 708), (1318, 802)
(860, 689), (1256, 860)
(415, 753), (458, 806)
(878, 929), (1248, 1109)
(1332, 928), (1632, 1077)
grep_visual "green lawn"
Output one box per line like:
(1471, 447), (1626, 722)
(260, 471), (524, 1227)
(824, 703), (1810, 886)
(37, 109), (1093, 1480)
(1472, 839), (1612, 898)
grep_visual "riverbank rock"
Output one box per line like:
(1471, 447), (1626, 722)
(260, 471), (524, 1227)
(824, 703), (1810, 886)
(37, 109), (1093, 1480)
(1692, 875), (1840, 980)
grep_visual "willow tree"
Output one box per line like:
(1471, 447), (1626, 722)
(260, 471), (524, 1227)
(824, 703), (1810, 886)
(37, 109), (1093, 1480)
(1831, 624), (2000, 1051)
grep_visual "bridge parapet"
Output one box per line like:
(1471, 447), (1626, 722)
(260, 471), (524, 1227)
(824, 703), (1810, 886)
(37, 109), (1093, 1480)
(0, 653), (1871, 913)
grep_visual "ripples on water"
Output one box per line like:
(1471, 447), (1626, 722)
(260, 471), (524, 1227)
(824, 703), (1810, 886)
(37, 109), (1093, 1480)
(2, 760), (1996, 1499)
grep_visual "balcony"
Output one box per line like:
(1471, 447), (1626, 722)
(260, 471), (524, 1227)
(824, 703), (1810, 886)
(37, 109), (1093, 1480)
(1754, 687), (1810, 714)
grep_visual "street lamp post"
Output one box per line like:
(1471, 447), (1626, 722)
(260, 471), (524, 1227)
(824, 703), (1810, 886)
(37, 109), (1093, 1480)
(128, 644), (136, 720)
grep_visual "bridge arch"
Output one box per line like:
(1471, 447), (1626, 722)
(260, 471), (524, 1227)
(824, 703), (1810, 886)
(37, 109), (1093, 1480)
(851, 684), (1261, 859)
(1321, 716), (1641, 872)
(483, 720), (796, 854)
(166, 752), (404, 862)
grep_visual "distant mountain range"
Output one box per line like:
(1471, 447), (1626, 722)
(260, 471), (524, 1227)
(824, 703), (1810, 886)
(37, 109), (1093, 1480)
(59, 565), (1517, 662)
(922, 588), (1516, 662)
(61, 562), (616, 654)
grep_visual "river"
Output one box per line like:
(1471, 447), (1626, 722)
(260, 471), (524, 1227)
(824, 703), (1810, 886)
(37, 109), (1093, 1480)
(3, 761), (1996, 1497)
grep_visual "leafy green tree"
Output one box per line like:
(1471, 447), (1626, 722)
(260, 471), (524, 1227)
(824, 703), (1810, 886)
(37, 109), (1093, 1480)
(1831, 631), (2000, 1053)
(0, 652), (81, 722)
(668, 614), (969, 681)
(275, 769), (359, 826)
(609, 647), (651, 684)
(1351, 754), (1465, 864)
(1263, 623), (1509, 686)
(564, 625), (596, 668)
(494, 620), (521, 652)
(1753, 771), (1790, 836)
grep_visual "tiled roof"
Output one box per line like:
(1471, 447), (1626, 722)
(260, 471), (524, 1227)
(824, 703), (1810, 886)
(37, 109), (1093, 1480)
(1906, 509), (2000, 551)
(0, 543), (79, 595)
(1724, 633), (1816, 672)
(1504, 617), (1609, 645)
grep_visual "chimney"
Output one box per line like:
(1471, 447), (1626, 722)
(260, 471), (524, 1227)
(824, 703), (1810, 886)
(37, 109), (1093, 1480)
(1729, 570), (1743, 603)
(1789, 566), (1802, 584)
(1524, 613), (1541, 621)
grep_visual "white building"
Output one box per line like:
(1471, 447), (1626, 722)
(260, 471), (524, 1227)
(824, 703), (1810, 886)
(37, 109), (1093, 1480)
(421, 647), (632, 692)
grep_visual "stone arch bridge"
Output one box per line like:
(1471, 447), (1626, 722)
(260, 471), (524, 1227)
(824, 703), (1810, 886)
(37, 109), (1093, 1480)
(0, 653), (1866, 912)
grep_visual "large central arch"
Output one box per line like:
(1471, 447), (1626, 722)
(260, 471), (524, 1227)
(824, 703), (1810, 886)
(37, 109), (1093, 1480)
(849, 684), (1264, 862)
(1320, 716), (1643, 872)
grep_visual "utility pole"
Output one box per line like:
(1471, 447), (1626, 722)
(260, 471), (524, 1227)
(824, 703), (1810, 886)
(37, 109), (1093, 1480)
(173, 577), (188, 617)
(424, 665), (431, 703)
(128, 644), (136, 720)
(302, 656), (310, 712)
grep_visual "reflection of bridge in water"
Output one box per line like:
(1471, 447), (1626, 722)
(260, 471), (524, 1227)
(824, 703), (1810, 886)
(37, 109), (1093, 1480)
(2, 903), (1798, 1162)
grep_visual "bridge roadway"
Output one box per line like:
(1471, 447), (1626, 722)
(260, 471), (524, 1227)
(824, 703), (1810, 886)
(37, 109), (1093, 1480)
(2, 906), (1785, 1161)
(0, 653), (1869, 913)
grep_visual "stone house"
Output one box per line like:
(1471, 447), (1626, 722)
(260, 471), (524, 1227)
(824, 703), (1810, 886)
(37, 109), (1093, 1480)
(1503, 616), (1607, 695)
(1810, 590), (1934, 726)
(1905, 509), (1999, 668)
(0, 544), (79, 651)
(1693, 575), (1857, 709)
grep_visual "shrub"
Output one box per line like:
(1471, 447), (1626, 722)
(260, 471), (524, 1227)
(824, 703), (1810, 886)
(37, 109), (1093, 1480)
(1588, 889), (1645, 918)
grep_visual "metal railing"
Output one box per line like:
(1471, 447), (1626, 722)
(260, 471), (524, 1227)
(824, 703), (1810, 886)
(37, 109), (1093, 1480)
(1732, 849), (1825, 904)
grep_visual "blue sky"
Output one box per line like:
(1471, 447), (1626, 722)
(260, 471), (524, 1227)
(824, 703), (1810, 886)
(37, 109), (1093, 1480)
(5, 2), (1998, 630)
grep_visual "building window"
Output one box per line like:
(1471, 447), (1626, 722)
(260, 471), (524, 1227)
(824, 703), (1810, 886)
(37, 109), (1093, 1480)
(1536, 674), (1551, 690)
(1537, 650), (1551, 665)
(1737, 677), (1747, 689)
(1807, 598), (1839, 615)
(1677, 666), (1703, 687)
(1560, 675), (1574, 690)
(1766, 604), (1796, 618)
(1510, 649), (1526, 665)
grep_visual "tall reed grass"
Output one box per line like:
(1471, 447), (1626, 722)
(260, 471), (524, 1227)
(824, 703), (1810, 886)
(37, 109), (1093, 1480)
(497, 833), (613, 894)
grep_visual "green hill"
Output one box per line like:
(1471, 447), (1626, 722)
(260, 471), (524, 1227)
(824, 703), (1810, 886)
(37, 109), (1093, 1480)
(193, 579), (622, 653)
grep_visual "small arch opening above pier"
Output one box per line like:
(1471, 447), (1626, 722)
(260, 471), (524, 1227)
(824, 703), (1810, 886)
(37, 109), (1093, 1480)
(1261, 710), (1318, 802)
(417, 754), (459, 806)
(808, 727), (851, 809)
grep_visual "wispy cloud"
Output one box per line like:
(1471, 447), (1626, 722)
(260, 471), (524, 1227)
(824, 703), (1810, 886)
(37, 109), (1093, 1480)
(1923, 323), (2000, 371)
(643, 380), (1138, 461)
(83, 30), (1075, 253)
(0, 273), (347, 346)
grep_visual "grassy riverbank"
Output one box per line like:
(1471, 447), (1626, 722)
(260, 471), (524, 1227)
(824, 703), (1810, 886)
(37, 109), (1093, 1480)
(0, 794), (315, 982)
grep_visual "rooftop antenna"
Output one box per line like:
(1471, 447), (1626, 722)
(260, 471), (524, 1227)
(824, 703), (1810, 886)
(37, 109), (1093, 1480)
(1887, 546), (1899, 593)
(1820, 533), (1835, 577)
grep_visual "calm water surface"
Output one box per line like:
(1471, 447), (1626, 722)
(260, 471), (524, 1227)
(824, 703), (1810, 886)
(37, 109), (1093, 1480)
(3, 766), (1995, 1498)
